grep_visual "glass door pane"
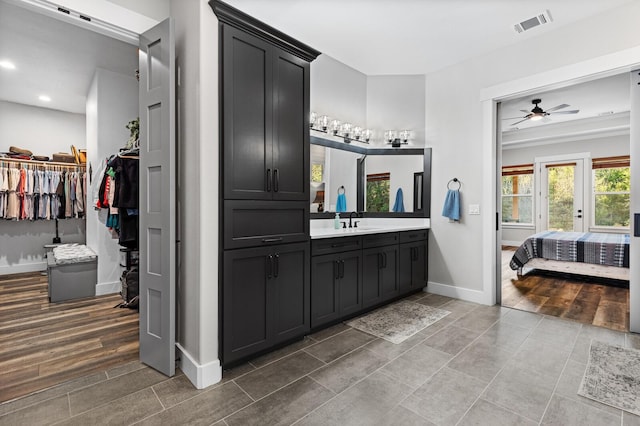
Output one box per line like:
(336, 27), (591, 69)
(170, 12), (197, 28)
(547, 165), (575, 231)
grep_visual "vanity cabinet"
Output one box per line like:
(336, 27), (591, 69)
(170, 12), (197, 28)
(362, 233), (399, 309)
(213, 0), (320, 366)
(311, 237), (362, 328)
(221, 24), (310, 202)
(399, 230), (429, 295)
(222, 242), (310, 364)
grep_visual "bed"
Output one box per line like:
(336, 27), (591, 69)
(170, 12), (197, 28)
(509, 231), (630, 281)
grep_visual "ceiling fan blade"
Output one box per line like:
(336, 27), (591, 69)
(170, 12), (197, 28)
(545, 103), (570, 112)
(501, 116), (527, 120)
(520, 109), (531, 114)
(510, 117), (530, 126)
(550, 110), (580, 114)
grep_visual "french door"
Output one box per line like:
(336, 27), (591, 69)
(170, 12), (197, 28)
(538, 158), (585, 232)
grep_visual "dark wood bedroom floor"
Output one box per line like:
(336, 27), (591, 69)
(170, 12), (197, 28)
(0, 271), (139, 403)
(501, 248), (629, 332)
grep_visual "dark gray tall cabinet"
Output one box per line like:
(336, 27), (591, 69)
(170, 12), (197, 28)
(212, 0), (320, 366)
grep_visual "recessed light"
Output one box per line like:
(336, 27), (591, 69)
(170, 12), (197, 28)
(0, 60), (16, 70)
(39, 95), (51, 102)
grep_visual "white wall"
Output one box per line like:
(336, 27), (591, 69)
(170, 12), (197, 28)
(172, 0), (222, 388)
(367, 75), (426, 147)
(85, 68), (138, 295)
(310, 55), (367, 128)
(425, 1), (640, 302)
(0, 100), (86, 156)
(0, 101), (87, 274)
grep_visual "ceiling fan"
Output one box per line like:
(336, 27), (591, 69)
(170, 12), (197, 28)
(504, 98), (579, 126)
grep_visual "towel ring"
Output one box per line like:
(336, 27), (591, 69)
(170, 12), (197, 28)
(337, 185), (345, 195)
(447, 178), (461, 190)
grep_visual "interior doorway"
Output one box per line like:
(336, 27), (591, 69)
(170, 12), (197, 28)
(495, 72), (632, 331)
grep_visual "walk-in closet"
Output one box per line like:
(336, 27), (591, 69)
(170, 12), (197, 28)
(0, 0), (141, 402)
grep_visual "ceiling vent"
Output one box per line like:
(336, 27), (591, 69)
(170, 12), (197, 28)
(514, 10), (553, 33)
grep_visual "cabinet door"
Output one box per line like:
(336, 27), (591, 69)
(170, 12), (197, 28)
(222, 25), (273, 200)
(379, 245), (399, 301)
(272, 242), (310, 344)
(311, 254), (340, 328)
(223, 246), (271, 364)
(362, 248), (382, 309)
(272, 49), (309, 201)
(338, 252), (362, 317)
(398, 244), (413, 294)
(411, 240), (428, 289)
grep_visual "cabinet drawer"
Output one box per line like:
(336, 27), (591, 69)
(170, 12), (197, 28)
(362, 232), (399, 249)
(312, 236), (362, 256)
(224, 200), (309, 249)
(399, 229), (429, 243)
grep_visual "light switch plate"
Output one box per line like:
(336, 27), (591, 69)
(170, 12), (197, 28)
(469, 204), (480, 215)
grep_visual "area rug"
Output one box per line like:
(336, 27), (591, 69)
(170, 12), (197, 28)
(345, 300), (450, 344)
(578, 340), (640, 416)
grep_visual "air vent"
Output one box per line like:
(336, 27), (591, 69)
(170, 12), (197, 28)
(514, 10), (553, 33)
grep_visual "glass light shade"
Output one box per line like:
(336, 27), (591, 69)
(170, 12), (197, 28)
(342, 122), (352, 137)
(400, 130), (410, 142)
(353, 126), (363, 140)
(320, 115), (329, 130)
(310, 112), (317, 128)
(385, 130), (397, 142)
(530, 114), (543, 121)
(330, 119), (341, 135)
(363, 129), (373, 142)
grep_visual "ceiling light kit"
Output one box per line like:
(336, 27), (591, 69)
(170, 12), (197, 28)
(504, 98), (579, 126)
(310, 112), (410, 147)
(38, 95), (51, 102)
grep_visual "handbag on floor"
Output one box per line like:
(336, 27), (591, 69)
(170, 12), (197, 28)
(116, 268), (139, 309)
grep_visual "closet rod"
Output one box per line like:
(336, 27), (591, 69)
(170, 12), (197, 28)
(0, 157), (86, 168)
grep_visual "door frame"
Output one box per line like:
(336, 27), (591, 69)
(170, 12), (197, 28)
(535, 153), (589, 233)
(480, 46), (640, 332)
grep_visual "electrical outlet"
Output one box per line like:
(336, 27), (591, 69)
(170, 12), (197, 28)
(469, 204), (480, 215)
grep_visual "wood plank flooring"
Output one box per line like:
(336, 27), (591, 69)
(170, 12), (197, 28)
(501, 248), (629, 331)
(0, 272), (139, 403)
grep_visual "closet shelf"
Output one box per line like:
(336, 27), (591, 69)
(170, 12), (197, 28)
(0, 157), (86, 168)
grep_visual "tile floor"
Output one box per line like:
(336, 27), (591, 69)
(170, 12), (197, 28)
(2, 291), (640, 425)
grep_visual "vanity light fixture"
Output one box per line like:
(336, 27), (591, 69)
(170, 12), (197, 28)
(386, 129), (410, 147)
(310, 111), (372, 144)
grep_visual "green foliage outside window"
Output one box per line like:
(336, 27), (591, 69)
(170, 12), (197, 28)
(594, 167), (630, 227)
(547, 166), (575, 231)
(311, 163), (323, 183)
(367, 180), (390, 212)
(502, 174), (533, 224)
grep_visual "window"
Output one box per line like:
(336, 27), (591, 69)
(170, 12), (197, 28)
(592, 156), (630, 228)
(311, 163), (323, 183)
(502, 164), (534, 225)
(366, 172), (390, 212)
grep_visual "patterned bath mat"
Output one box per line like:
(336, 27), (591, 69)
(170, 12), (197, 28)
(346, 300), (450, 344)
(578, 340), (640, 416)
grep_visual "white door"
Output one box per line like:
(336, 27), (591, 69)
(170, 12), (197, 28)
(539, 159), (585, 232)
(138, 18), (176, 377)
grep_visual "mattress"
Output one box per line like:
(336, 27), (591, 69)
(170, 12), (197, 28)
(510, 231), (629, 270)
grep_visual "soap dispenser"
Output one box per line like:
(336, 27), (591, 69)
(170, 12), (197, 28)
(334, 212), (340, 229)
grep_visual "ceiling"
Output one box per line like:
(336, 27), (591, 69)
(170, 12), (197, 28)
(223, 0), (635, 75)
(0, 0), (137, 114)
(0, 0), (633, 119)
(500, 72), (631, 132)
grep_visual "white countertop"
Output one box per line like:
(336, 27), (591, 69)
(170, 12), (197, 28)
(310, 217), (430, 239)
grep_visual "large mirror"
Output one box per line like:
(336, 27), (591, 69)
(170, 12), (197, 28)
(310, 135), (431, 218)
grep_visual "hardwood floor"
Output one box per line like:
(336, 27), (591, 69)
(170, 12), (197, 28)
(501, 248), (629, 331)
(0, 272), (139, 403)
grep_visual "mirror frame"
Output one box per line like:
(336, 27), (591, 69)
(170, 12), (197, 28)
(310, 134), (431, 219)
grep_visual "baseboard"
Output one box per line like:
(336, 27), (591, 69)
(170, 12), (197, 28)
(176, 343), (222, 390)
(425, 281), (492, 305)
(0, 262), (46, 275)
(502, 240), (523, 247)
(96, 280), (120, 296)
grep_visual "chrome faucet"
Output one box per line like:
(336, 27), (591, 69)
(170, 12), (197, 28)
(348, 211), (360, 228)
